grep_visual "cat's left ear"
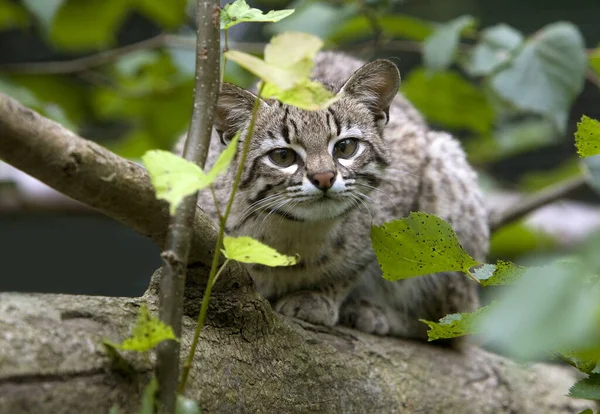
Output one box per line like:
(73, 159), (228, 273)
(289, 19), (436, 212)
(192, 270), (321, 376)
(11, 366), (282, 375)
(339, 59), (400, 124)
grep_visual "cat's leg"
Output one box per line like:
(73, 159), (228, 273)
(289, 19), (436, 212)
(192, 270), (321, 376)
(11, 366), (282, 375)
(273, 277), (356, 327)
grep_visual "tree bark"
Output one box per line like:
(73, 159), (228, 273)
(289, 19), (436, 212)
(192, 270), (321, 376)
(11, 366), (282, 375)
(0, 93), (596, 413)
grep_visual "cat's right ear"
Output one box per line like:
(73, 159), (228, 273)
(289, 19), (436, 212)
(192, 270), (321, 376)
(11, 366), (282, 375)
(215, 83), (264, 144)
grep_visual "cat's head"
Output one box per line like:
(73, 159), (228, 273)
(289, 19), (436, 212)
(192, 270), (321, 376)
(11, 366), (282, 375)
(216, 59), (400, 222)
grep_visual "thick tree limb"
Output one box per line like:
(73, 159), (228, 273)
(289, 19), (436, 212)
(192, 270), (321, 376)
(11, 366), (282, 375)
(0, 94), (597, 413)
(0, 93), (219, 268)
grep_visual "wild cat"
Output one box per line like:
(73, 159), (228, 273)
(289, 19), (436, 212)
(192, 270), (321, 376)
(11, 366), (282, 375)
(181, 51), (489, 341)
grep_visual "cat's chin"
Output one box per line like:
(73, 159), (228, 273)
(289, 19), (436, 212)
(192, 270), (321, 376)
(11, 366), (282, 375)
(280, 197), (356, 221)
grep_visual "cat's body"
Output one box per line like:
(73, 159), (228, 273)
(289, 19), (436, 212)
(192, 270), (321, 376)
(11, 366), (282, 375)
(187, 52), (489, 340)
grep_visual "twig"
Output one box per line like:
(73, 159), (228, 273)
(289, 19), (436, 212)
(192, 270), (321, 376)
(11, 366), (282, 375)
(0, 34), (264, 75)
(489, 175), (588, 231)
(155, 1), (221, 412)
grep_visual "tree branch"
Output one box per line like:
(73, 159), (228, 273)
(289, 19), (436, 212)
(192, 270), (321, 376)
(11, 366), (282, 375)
(155, 1), (221, 411)
(0, 92), (219, 267)
(489, 175), (588, 231)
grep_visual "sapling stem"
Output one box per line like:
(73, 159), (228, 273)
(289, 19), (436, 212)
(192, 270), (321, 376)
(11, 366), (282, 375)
(178, 82), (265, 393)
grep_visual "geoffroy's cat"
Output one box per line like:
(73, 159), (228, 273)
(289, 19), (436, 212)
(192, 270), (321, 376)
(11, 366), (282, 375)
(179, 51), (489, 341)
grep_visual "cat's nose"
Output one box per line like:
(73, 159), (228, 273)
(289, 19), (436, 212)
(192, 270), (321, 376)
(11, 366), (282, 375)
(309, 171), (336, 190)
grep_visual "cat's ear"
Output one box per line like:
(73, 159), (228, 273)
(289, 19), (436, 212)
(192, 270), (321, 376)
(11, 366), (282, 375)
(215, 83), (264, 143)
(339, 59), (400, 124)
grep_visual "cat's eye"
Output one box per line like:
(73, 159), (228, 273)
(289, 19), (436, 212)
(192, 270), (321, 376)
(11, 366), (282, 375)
(333, 138), (359, 159)
(268, 148), (297, 167)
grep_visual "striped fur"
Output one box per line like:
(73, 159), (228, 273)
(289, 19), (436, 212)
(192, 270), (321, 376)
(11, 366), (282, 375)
(181, 52), (489, 341)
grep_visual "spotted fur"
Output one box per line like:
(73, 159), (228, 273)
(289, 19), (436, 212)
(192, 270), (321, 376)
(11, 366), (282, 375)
(179, 51), (489, 341)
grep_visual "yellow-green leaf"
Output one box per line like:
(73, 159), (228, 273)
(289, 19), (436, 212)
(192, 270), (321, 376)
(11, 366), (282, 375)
(222, 236), (298, 266)
(264, 32), (322, 69)
(473, 260), (525, 286)
(225, 32), (323, 91)
(142, 150), (207, 215)
(262, 80), (338, 110)
(224, 50), (298, 90)
(221, 0), (294, 30)
(371, 212), (480, 281)
(207, 132), (239, 181)
(421, 305), (493, 341)
(111, 304), (178, 352)
(575, 115), (600, 158)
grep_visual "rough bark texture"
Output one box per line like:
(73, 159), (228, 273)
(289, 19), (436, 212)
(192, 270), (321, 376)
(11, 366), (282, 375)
(0, 94), (597, 413)
(0, 267), (596, 413)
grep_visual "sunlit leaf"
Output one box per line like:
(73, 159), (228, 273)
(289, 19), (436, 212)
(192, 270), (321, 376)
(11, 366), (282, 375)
(421, 305), (493, 341)
(423, 15), (476, 71)
(589, 47), (600, 77)
(222, 236), (298, 266)
(328, 13), (433, 44)
(518, 158), (582, 191)
(473, 260), (525, 286)
(490, 22), (586, 133)
(489, 222), (556, 259)
(207, 132), (239, 181)
(568, 374), (600, 401)
(142, 150), (207, 215)
(221, 0), (294, 30)
(467, 24), (523, 76)
(401, 68), (494, 134)
(262, 80), (338, 110)
(108, 304), (178, 352)
(225, 32), (324, 91)
(575, 115), (600, 158)
(371, 212), (481, 281)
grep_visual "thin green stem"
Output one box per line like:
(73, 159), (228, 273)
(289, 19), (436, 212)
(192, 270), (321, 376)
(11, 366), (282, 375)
(209, 184), (223, 221)
(464, 268), (480, 284)
(211, 259), (230, 288)
(178, 83), (265, 394)
(220, 30), (229, 84)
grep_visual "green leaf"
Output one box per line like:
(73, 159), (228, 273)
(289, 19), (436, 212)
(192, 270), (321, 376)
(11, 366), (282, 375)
(0, 0), (29, 29)
(221, 0), (294, 30)
(112, 304), (178, 352)
(589, 47), (600, 77)
(473, 260), (525, 286)
(222, 236), (299, 266)
(479, 260), (600, 359)
(423, 15), (476, 71)
(225, 32), (324, 91)
(135, 0), (187, 28)
(568, 374), (600, 401)
(262, 80), (338, 110)
(327, 13), (433, 44)
(489, 222), (556, 259)
(50, 0), (130, 50)
(490, 22), (586, 133)
(207, 132), (239, 181)
(142, 150), (207, 215)
(577, 410), (593, 414)
(465, 119), (559, 164)
(575, 115), (600, 158)
(269, 2), (356, 40)
(371, 212), (480, 281)
(421, 305), (493, 341)
(467, 24), (523, 76)
(401, 68), (494, 134)
(138, 377), (158, 414)
(176, 396), (201, 414)
(518, 158), (582, 192)
(22, 0), (64, 31)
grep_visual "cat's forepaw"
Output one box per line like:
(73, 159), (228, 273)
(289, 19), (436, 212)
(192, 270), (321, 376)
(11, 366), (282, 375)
(274, 292), (339, 326)
(340, 300), (390, 335)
